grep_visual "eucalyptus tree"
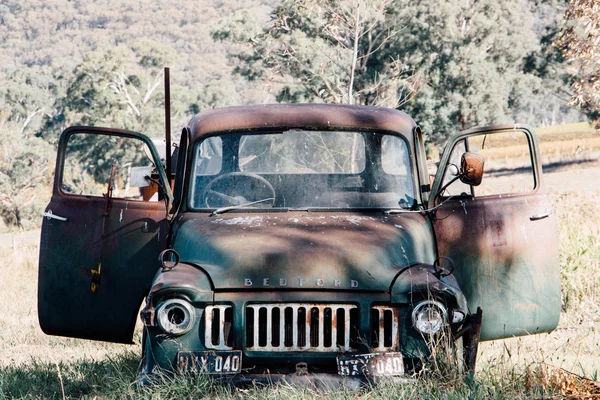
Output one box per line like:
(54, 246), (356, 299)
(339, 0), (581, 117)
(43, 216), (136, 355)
(556, 0), (600, 123)
(213, 0), (422, 108)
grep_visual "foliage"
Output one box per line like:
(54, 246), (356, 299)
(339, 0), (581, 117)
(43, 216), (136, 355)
(216, 0), (585, 144)
(555, 191), (600, 316)
(0, 67), (56, 230)
(0, 353), (564, 399)
(0, 0), (592, 229)
(555, 0), (600, 123)
(0, 135), (53, 230)
(41, 42), (176, 139)
(214, 0), (423, 107)
(510, 0), (583, 128)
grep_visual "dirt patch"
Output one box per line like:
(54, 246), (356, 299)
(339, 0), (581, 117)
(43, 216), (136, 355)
(543, 161), (600, 194)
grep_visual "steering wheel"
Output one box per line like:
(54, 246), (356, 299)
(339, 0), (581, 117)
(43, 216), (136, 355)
(202, 172), (276, 208)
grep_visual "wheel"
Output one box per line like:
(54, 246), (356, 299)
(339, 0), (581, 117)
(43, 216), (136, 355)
(201, 172), (276, 208)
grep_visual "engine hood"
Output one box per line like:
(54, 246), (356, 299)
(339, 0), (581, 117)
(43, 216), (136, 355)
(172, 212), (436, 291)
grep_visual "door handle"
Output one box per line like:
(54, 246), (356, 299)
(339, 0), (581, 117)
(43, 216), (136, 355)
(530, 209), (553, 221)
(43, 210), (68, 222)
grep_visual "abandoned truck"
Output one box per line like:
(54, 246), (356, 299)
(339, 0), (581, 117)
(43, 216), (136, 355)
(38, 104), (559, 383)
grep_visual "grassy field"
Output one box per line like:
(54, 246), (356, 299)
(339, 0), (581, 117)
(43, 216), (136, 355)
(1, 124), (599, 399)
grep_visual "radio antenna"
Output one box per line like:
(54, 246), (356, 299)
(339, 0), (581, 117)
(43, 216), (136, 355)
(164, 67), (172, 181)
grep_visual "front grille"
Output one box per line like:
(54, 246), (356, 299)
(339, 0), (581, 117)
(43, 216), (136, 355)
(246, 303), (358, 352)
(371, 306), (400, 351)
(204, 305), (234, 350)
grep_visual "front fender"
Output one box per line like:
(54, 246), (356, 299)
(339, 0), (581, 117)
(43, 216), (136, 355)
(390, 264), (468, 312)
(148, 262), (214, 303)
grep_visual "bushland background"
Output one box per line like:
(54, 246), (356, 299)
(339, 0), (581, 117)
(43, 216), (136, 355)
(0, 0), (599, 398)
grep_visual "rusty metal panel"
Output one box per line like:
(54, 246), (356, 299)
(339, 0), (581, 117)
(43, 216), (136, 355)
(173, 212), (437, 292)
(38, 128), (170, 344)
(431, 126), (560, 341)
(188, 104), (417, 142)
(433, 192), (560, 340)
(38, 194), (169, 343)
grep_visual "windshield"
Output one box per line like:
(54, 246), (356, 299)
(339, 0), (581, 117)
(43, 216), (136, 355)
(190, 130), (415, 210)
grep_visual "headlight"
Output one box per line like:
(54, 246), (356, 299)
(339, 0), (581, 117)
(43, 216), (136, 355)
(156, 299), (196, 335)
(412, 300), (447, 335)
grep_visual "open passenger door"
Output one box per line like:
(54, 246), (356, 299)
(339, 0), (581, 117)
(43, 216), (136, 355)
(38, 127), (173, 343)
(430, 125), (560, 341)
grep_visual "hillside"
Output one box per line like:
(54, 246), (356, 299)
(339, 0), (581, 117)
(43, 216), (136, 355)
(0, 0), (593, 230)
(0, 0), (275, 127)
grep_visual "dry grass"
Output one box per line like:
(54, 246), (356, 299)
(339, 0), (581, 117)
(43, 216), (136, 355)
(0, 231), (139, 368)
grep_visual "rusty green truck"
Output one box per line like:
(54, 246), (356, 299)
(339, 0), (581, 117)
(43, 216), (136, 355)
(38, 104), (560, 384)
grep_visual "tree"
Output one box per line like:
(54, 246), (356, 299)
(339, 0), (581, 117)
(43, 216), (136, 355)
(216, 0), (572, 145)
(385, 0), (545, 143)
(510, 0), (585, 128)
(40, 41), (185, 140)
(0, 67), (56, 230)
(556, 0), (600, 123)
(213, 0), (422, 107)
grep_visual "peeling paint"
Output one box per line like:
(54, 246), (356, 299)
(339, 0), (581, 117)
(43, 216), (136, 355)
(212, 216), (264, 225)
(346, 217), (362, 225)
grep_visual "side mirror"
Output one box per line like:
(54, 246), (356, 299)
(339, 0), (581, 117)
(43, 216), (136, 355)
(459, 152), (485, 186)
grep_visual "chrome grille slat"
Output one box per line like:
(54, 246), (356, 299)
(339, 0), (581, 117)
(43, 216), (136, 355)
(246, 303), (356, 352)
(344, 307), (351, 349)
(304, 306), (310, 349)
(331, 308), (337, 350)
(279, 307), (285, 347)
(266, 307), (273, 348)
(318, 307), (324, 350)
(292, 307), (298, 347)
(253, 306), (259, 347)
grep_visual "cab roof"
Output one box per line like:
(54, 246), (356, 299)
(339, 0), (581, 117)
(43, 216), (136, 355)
(188, 104), (417, 141)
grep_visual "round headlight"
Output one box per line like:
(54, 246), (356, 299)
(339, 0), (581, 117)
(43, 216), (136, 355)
(412, 300), (447, 335)
(156, 299), (196, 335)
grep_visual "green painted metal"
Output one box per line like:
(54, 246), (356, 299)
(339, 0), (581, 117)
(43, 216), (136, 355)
(430, 126), (561, 340)
(171, 212), (436, 291)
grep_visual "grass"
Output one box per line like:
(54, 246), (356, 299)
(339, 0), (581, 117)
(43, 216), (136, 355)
(2, 191), (599, 398)
(535, 122), (595, 137)
(1, 137), (600, 398)
(0, 353), (568, 399)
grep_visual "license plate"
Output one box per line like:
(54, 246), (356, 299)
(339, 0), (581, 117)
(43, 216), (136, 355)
(337, 352), (404, 376)
(177, 350), (242, 374)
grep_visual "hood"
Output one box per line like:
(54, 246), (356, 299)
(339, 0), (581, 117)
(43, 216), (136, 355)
(172, 212), (435, 291)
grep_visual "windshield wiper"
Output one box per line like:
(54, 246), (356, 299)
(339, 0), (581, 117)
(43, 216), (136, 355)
(209, 198), (275, 217)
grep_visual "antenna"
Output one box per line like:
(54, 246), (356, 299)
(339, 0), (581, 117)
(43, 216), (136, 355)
(164, 67), (172, 182)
